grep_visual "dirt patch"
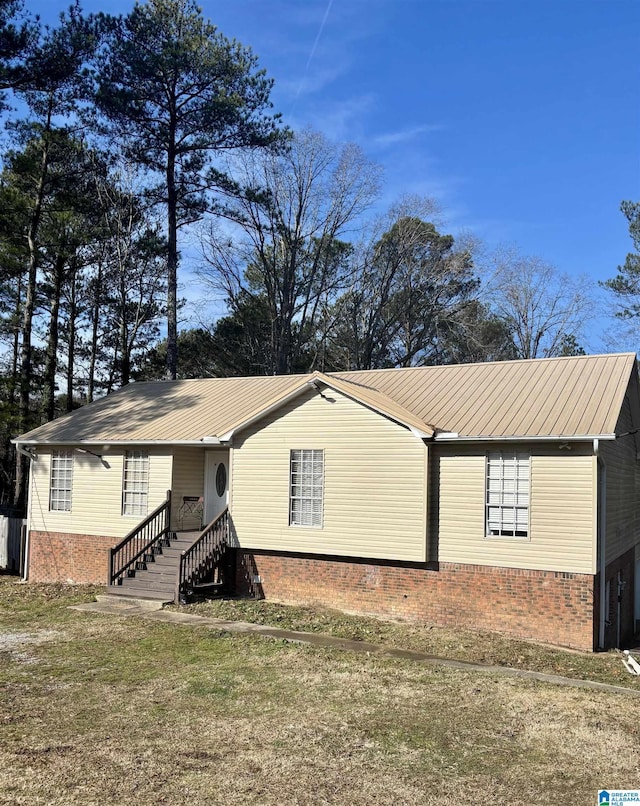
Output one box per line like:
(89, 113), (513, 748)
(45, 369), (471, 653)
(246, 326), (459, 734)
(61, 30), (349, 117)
(0, 629), (63, 663)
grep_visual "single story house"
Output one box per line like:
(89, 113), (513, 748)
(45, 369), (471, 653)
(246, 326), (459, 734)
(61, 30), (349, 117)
(13, 352), (640, 652)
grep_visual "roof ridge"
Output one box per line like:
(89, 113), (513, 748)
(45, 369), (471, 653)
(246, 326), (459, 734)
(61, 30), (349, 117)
(329, 351), (637, 376)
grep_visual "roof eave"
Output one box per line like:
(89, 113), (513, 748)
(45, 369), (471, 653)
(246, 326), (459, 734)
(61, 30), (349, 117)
(11, 438), (221, 447)
(216, 379), (317, 443)
(13, 433), (619, 448)
(433, 433), (617, 442)
(311, 373), (435, 439)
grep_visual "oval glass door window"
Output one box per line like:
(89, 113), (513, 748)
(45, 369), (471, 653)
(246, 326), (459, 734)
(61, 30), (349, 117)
(215, 463), (227, 497)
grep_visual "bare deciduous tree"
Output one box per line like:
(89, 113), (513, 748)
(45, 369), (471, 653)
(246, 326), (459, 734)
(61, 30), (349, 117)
(200, 128), (382, 374)
(91, 164), (166, 393)
(484, 248), (590, 359)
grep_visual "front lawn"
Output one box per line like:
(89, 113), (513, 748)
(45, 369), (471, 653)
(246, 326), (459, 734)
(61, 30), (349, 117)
(0, 578), (638, 805)
(175, 596), (640, 691)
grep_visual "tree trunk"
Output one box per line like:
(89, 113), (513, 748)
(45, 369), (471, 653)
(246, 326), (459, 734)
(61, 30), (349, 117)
(119, 260), (130, 386)
(87, 257), (103, 404)
(14, 96), (53, 509)
(41, 246), (66, 422)
(65, 254), (78, 413)
(2, 275), (23, 505)
(166, 123), (178, 380)
(9, 274), (21, 408)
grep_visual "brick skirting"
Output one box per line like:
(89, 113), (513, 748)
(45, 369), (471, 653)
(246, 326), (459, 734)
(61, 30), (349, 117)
(28, 530), (115, 584)
(236, 550), (596, 651)
(28, 531), (600, 650)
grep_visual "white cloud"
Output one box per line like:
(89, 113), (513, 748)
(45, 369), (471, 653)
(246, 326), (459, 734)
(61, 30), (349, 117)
(288, 93), (377, 142)
(371, 123), (445, 149)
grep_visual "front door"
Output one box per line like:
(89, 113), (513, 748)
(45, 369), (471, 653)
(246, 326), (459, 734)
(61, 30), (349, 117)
(204, 451), (229, 525)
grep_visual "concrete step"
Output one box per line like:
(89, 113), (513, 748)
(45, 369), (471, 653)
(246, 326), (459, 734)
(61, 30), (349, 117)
(97, 593), (166, 610)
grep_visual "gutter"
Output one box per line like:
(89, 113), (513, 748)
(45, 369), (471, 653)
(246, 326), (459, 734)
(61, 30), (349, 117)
(433, 433), (616, 443)
(14, 433), (619, 447)
(594, 438), (607, 650)
(12, 439), (227, 448)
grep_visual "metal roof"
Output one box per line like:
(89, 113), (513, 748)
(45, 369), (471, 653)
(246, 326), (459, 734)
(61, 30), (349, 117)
(335, 352), (637, 439)
(14, 353), (637, 445)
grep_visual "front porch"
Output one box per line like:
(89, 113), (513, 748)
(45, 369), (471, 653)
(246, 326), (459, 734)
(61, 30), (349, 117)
(106, 445), (232, 603)
(108, 492), (234, 604)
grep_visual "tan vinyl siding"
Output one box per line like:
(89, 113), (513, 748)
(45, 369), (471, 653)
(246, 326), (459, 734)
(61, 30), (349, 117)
(432, 443), (595, 573)
(29, 448), (172, 538)
(170, 447), (205, 530)
(231, 388), (428, 562)
(601, 384), (640, 564)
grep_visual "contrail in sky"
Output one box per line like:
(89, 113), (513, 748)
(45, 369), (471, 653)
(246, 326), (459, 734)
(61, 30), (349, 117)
(290, 0), (334, 115)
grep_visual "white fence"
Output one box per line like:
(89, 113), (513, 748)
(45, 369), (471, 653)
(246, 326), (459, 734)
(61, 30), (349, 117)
(0, 516), (25, 573)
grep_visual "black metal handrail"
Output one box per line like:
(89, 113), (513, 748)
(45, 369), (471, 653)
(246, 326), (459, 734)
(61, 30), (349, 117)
(109, 490), (172, 586)
(175, 507), (229, 603)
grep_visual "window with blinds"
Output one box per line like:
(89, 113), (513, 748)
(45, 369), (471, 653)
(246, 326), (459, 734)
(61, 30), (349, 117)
(50, 450), (73, 511)
(122, 450), (149, 516)
(486, 451), (530, 538)
(289, 449), (324, 528)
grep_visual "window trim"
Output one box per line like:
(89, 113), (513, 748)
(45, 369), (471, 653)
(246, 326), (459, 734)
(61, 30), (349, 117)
(49, 450), (73, 512)
(289, 449), (324, 529)
(485, 450), (530, 541)
(122, 450), (150, 517)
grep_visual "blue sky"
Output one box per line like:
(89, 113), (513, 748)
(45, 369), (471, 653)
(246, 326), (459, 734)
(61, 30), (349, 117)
(26, 0), (640, 349)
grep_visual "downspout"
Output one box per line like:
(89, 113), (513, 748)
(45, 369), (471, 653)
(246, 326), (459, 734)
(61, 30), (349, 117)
(594, 438), (607, 650)
(617, 571), (622, 649)
(15, 445), (34, 581)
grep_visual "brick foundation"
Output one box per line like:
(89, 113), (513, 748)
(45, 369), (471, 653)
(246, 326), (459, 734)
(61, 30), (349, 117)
(28, 530), (115, 584)
(236, 551), (596, 651)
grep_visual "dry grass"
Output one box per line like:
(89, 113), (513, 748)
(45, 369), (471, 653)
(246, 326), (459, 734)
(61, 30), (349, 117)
(175, 596), (640, 690)
(0, 578), (639, 805)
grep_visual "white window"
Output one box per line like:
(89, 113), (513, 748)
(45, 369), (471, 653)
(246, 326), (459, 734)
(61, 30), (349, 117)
(122, 450), (149, 516)
(50, 450), (73, 511)
(486, 451), (529, 538)
(290, 449), (324, 528)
